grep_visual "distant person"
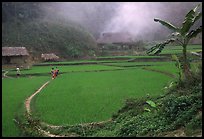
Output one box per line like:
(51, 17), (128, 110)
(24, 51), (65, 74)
(51, 68), (55, 79)
(55, 67), (59, 77)
(51, 67), (54, 74)
(16, 68), (20, 77)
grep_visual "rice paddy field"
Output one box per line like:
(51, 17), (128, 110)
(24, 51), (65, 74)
(2, 76), (50, 136)
(2, 45), (202, 136)
(159, 44), (202, 55)
(33, 68), (172, 125)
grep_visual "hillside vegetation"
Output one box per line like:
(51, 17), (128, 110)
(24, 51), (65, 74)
(2, 2), (98, 60)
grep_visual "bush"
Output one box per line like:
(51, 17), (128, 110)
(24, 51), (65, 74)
(116, 112), (169, 137)
(112, 98), (148, 119)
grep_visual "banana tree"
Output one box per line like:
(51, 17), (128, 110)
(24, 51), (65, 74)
(147, 4), (202, 80)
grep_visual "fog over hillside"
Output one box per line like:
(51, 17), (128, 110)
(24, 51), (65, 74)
(41, 2), (202, 41)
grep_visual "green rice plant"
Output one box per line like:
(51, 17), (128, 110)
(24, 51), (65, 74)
(97, 55), (167, 59)
(7, 65), (123, 77)
(164, 44), (202, 50)
(34, 68), (172, 125)
(160, 49), (202, 55)
(33, 60), (126, 66)
(103, 61), (173, 67)
(2, 76), (49, 137)
(145, 62), (178, 77)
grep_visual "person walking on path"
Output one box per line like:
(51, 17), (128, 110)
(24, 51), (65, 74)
(55, 67), (59, 77)
(16, 67), (21, 77)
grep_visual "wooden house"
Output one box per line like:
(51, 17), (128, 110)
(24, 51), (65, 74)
(96, 32), (146, 55)
(2, 47), (30, 65)
(41, 53), (59, 61)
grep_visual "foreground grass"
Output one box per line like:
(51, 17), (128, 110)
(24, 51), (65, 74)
(34, 68), (173, 125)
(2, 76), (49, 137)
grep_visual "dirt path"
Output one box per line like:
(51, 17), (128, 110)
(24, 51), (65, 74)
(3, 71), (8, 77)
(24, 80), (67, 137)
(25, 81), (50, 114)
(2, 70), (10, 79)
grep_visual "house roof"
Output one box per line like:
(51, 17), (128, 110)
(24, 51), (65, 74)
(2, 47), (29, 56)
(97, 32), (133, 44)
(41, 53), (59, 60)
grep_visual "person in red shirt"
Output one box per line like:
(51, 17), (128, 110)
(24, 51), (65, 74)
(55, 67), (59, 77)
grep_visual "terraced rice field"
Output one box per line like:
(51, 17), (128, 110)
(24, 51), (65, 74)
(159, 44), (202, 55)
(2, 52), (201, 136)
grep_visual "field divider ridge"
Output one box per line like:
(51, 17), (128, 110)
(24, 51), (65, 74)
(142, 67), (176, 78)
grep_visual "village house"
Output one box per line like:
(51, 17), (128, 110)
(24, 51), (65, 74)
(97, 32), (133, 44)
(41, 53), (59, 61)
(96, 32), (146, 55)
(2, 47), (30, 67)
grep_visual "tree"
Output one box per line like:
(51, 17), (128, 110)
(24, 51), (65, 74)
(2, 2), (44, 23)
(147, 4), (202, 80)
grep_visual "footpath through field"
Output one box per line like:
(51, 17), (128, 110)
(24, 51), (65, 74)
(24, 80), (66, 137)
(24, 67), (176, 137)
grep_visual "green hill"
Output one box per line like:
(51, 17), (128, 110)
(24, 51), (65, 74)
(2, 2), (98, 60)
(2, 19), (98, 60)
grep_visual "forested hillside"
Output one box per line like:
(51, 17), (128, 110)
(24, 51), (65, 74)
(2, 2), (98, 60)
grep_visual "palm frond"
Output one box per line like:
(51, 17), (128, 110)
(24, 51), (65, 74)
(180, 4), (201, 36)
(146, 39), (175, 55)
(154, 18), (178, 32)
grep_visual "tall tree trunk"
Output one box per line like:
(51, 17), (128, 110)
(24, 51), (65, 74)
(182, 44), (192, 79)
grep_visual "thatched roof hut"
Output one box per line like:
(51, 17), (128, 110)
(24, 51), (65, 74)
(2, 47), (29, 56)
(41, 53), (59, 61)
(2, 47), (30, 67)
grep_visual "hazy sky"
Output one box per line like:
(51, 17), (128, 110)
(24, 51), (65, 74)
(41, 2), (202, 41)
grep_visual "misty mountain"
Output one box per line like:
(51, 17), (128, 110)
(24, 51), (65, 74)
(2, 2), (202, 59)
(39, 2), (120, 39)
(3, 2), (202, 41)
(39, 2), (202, 41)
